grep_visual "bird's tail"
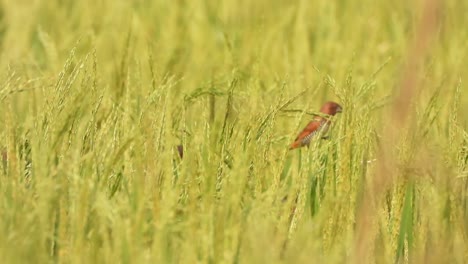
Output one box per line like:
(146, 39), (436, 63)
(289, 141), (301, 150)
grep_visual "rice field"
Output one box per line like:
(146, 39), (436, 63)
(0, 0), (467, 263)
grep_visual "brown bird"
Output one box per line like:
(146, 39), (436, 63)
(176, 145), (184, 159)
(289, 101), (342, 149)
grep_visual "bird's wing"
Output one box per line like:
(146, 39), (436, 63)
(290, 119), (324, 149)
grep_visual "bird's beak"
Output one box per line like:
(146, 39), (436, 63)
(336, 106), (343, 113)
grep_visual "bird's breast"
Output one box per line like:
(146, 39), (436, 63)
(300, 120), (329, 145)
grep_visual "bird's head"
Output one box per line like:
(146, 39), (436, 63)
(320, 101), (343, 116)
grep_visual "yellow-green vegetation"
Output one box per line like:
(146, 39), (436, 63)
(0, 0), (467, 263)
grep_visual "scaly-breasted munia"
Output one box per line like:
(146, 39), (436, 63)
(289, 101), (342, 149)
